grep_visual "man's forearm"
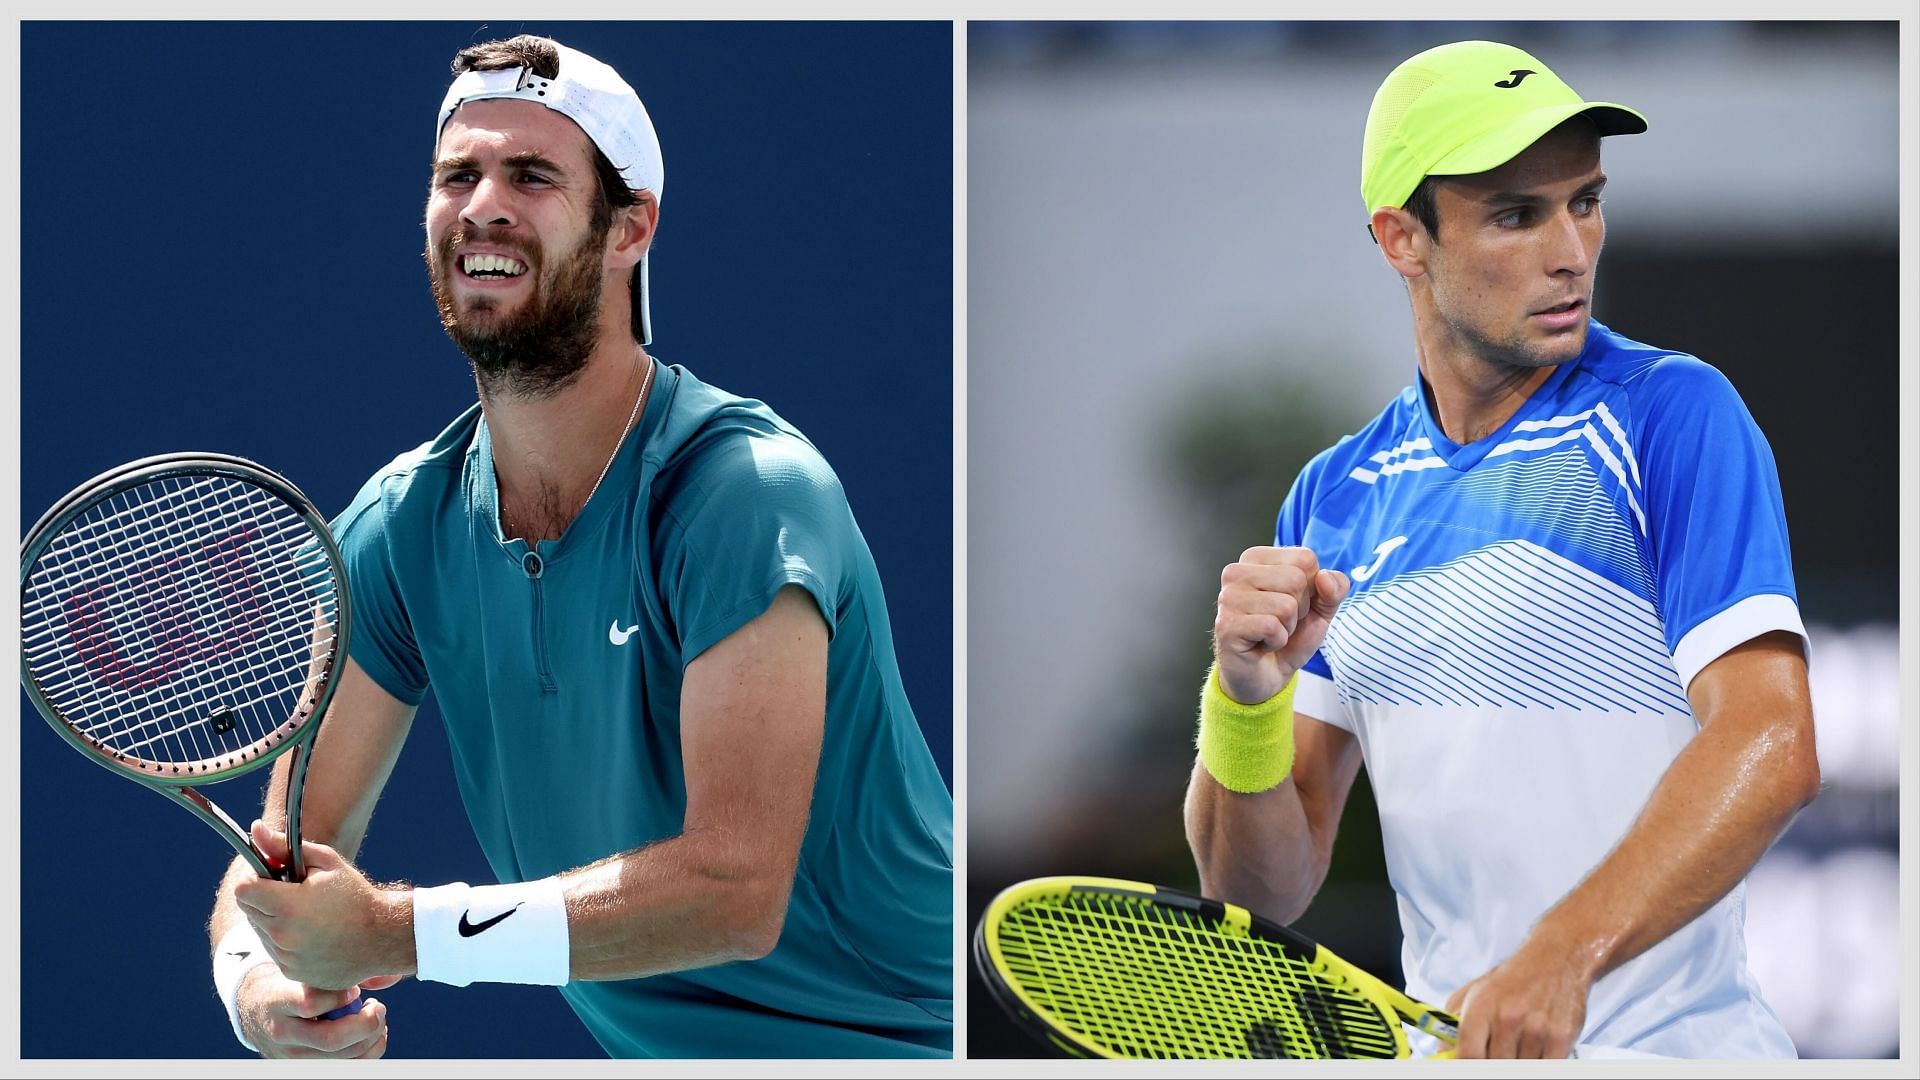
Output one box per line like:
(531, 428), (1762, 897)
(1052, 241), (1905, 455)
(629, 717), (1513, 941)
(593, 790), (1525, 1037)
(1185, 698), (1363, 927)
(1526, 645), (1819, 982)
(231, 598), (824, 992)
(1184, 763), (1326, 925)
(209, 682), (396, 953)
(342, 823), (800, 984)
(559, 824), (798, 980)
(210, 857), (259, 948)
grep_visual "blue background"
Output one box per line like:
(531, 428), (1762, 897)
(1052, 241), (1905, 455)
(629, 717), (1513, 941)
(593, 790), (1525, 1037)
(19, 21), (952, 1058)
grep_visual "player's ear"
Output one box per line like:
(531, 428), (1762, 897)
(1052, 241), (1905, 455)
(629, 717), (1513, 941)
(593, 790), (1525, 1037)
(605, 192), (658, 270)
(1371, 206), (1427, 280)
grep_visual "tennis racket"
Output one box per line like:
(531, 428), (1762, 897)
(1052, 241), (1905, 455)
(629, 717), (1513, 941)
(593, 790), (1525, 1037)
(975, 875), (1458, 1059)
(19, 452), (362, 1016)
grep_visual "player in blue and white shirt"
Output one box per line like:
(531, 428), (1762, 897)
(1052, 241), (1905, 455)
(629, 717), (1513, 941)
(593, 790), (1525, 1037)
(1185, 41), (1817, 1059)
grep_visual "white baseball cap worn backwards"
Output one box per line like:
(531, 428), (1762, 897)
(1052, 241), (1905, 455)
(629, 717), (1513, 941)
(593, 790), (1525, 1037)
(437, 41), (664, 345)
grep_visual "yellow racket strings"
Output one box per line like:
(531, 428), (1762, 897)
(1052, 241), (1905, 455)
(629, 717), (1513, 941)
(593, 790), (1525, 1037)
(995, 891), (1402, 1058)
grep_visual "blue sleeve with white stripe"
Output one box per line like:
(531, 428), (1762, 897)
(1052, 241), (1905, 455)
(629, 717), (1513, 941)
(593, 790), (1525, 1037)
(1633, 356), (1801, 684)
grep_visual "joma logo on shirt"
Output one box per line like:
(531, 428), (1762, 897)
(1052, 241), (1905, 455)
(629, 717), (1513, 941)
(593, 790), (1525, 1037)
(1350, 535), (1409, 583)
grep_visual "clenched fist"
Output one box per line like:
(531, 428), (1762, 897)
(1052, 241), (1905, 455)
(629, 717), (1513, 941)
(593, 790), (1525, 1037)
(1213, 546), (1349, 704)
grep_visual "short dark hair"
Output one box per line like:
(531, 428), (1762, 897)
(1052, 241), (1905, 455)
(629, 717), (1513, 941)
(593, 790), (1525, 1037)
(450, 36), (647, 338)
(1402, 176), (1441, 240)
(1367, 176), (1441, 246)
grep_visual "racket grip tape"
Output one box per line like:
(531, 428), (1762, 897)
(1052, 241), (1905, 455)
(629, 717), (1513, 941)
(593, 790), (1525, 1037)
(319, 997), (366, 1021)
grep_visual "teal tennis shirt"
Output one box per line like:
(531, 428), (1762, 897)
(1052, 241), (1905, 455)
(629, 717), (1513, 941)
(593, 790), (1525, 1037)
(330, 363), (953, 1058)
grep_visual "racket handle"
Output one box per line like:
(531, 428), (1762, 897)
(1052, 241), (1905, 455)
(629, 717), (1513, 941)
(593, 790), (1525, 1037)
(319, 997), (367, 1021)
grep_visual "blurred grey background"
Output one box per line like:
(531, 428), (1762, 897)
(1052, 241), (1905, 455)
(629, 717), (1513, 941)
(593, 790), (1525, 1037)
(967, 20), (1899, 1059)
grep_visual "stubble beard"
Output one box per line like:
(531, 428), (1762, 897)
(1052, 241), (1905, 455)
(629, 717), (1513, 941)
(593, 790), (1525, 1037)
(1444, 308), (1587, 374)
(1427, 261), (1593, 375)
(428, 225), (608, 400)
(1426, 248), (1599, 375)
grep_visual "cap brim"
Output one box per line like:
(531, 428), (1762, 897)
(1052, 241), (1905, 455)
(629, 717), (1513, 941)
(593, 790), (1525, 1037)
(1429, 101), (1647, 179)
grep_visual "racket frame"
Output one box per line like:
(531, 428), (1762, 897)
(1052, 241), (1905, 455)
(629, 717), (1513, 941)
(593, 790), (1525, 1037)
(19, 452), (352, 882)
(975, 875), (1460, 1059)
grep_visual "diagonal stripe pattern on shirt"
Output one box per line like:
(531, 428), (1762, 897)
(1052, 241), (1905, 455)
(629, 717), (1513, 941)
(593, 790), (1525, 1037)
(1442, 447), (1655, 599)
(1321, 539), (1690, 714)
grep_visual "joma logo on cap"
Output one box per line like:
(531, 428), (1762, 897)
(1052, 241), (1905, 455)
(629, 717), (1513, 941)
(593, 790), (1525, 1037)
(1493, 69), (1537, 88)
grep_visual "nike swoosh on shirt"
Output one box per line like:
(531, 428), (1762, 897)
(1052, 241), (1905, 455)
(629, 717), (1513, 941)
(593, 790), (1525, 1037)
(608, 620), (641, 646)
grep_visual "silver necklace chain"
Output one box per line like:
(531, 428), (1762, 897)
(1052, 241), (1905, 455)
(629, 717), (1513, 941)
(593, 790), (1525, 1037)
(584, 353), (654, 510)
(504, 354), (653, 542)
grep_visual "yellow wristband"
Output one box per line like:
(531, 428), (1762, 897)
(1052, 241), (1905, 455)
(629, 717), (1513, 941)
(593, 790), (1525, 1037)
(1196, 663), (1297, 794)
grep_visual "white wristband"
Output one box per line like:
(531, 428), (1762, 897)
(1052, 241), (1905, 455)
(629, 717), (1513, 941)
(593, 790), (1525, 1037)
(412, 880), (571, 988)
(212, 924), (273, 1052)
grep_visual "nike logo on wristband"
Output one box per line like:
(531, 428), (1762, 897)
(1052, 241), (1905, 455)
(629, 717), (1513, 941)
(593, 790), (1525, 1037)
(458, 903), (525, 937)
(226, 950), (252, 960)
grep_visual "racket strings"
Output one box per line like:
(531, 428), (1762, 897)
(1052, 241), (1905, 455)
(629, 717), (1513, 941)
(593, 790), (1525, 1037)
(996, 893), (1401, 1058)
(29, 554), (331, 762)
(1003, 899), (1272, 1056)
(27, 474), (239, 578)
(29, 557), (329, 758)
(21, 473), (341, 771)
(23, 475), (310, 632)
(28, 520), (332, 758)
(25, 480), (328, 705)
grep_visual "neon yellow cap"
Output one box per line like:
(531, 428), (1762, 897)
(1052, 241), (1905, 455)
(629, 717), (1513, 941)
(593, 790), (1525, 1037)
(1361, 41), (1648, 217)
